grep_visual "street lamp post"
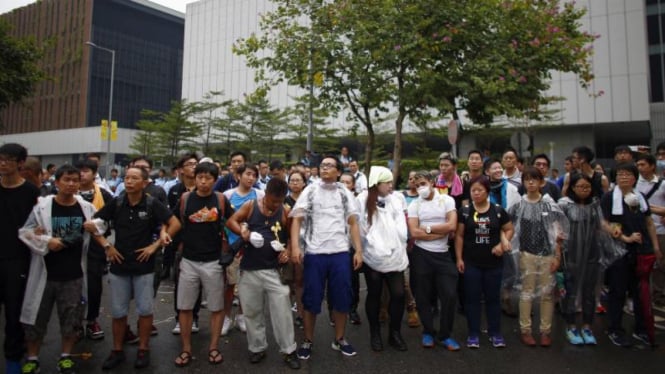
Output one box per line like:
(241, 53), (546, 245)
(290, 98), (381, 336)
(86, 41), (115, 179)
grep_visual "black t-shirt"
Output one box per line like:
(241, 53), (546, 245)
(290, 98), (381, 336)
(518, 180), (561, 202)
(177, 192), (232, 262)
(461, 204), (510, 268)
(79, 187), (114, 260)
(144, 182), (167, 205)
(46, 200), (85, 281)
(94, 193), (173, 275)
(0, 181), (39, 261)
(284, 195), (296, 210)
(601, 191), (654, 255)
(241, 202), (287, 271)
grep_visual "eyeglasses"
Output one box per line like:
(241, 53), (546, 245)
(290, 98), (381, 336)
(320, 162), (337, 170)
(0, 156), (18, 163)
(289, 179), (304, 184)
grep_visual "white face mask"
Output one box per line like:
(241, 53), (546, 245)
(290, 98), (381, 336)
(417, 185), (431, 199)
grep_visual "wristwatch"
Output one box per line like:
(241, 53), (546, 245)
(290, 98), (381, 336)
(425, 225), (432, 234)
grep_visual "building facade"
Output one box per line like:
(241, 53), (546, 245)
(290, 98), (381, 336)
(0, 0), (184, 172)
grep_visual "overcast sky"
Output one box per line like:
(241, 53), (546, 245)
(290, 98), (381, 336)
(0, 0), (197, 15)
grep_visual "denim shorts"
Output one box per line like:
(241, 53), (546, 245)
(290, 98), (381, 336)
(108, 272), (154, 318)
(302, 252), (352, 314)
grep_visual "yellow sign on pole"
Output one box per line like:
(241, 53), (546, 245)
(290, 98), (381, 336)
(101, 120), (118, 141)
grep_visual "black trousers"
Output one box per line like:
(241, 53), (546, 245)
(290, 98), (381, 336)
(607, 253), (645, 335)
(0, 259), (28, 361)
(86, 256), (106, 321)
(411, 246), (458, 339)
(364, 267), (405, 333)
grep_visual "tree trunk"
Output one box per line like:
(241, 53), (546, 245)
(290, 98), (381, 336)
(393, 110), (406, 183)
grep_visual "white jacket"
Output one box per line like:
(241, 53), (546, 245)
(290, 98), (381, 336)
(18, 195), (96, 325)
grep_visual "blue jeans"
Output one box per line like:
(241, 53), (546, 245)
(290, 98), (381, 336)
(464, 264), (503, 337)
(108, 272), (154, 318)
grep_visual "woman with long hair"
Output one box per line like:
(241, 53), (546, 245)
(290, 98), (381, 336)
(358, 166), (409, 351)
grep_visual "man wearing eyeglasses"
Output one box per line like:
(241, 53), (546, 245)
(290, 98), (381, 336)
(518, 154), (561, 201)
(0, 143), (40, 374)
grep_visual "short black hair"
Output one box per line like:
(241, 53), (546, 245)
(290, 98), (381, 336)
(229, 151), (247, 162)
(320, 154), (342, 171)
(572, 146), (594, 163)
(236, 163), (258, 176)
(126, 166), (149, 180)
(614, 162), (639, 181)
(483, 158), (501, 172)
(636, 153), (656, 166)
(269, 160), (284, 171)
(0, 143), (28, 162)
(130, 155), (153, 169)
(531, 153), (550, 167)
(54, 164), (80, 181)
(502, 147), (519, 158)
(265, 177), (288, 198)
(177, 152), (198, 168)
(74, 158), (98, 174)
(656, 141), (665, 153)
(467, 149), (483, 159)
(521, 166), (544, 182)
(258, 159), (268, 165)
(567, 172), (595, 204)
(194, 162), (219, 180)
(614, 145), (632, 155)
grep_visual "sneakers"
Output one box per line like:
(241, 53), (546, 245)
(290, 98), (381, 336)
(134, 349), (150, 369)
(294, 316), (304, 329)
(632, 332), (651, 346)
(440, 338), (461, 351)
(297, 340), (313, 360)
(86, 321), (104, 340)
(221, 316), (233, 336)
(291, 302), (298, 313)
(407, 310), (421, 328)
(489, 335), (506, 348)
(331, 338), (357, 356)
(595, 304), (607, 314)
(102, 350), (126, 370)
(284, 352), (301, 370)
(172, 322), (181, 335)
(566, 328), (584, 345)
(235, 314), (247, 332)
(123, 326), (139, 345)
(329, 317), (336, 327)
(150, 324), (158, 336)
(249, 351), (267, 364)
(21, 360), (39, 374)
(56, 357), (76, 374)
(466, 335), (480, 349)
(608, 332), (631, 347)
(422, 333), (435, 348)
(192, 319), (200, 333)
(581, 328), (597, 345)
(349, 310), (361, 325)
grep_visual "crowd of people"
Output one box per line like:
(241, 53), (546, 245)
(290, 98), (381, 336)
(0, 141), (663, 374)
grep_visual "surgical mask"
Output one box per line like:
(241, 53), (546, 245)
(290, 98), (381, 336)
(417, 186), (431, 199)
(657, 160), (665, 175)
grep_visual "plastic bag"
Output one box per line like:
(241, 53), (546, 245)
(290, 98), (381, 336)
(362, 201), (408, 273)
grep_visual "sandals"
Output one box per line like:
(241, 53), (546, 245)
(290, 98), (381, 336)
(208, 348), (223, 365)
(174, 351), (192, 367)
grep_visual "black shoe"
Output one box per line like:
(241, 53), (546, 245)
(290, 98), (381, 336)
(370, 331), (384, 352)
(283, 352), (301, 370)
(349, 310), (362, 325)
(134, 349), (150, 369)
(249, 351), (266, 364)
(102, 350), (125, 370)
(389, 331), (408, 351)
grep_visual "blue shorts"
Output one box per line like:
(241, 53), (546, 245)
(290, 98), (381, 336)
(302, 252), (352, 314)
(108, 272), (154, 319)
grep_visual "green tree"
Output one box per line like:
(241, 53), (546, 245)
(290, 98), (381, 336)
(191, 91), (233, 155)
(234, 0), (595, 180)
(0, 19), (48, 128)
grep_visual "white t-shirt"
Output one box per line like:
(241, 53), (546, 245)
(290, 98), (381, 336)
(637, 174), (665, 235)
(354, 172), (368, 194)
(290, 182), (360, 254)
(407, 190), (456, 253)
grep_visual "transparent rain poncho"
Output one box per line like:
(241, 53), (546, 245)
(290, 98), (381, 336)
(503, 195), (569, 301)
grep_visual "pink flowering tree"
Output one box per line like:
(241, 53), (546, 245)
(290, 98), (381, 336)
(234, 0), (596, 180)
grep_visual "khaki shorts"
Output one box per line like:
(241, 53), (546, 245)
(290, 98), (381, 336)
(225, 254), (242, 285)
(178, 258), (225, 311)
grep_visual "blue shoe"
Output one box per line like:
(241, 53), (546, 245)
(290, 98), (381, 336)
(489, 335), (506, 348)
(6, 360), (21, 374)
(581, 328), (597, 345)
(331, 338), (357, 356)
(566, 328), (584, 345)
(421, 334), (435, 348)
(466, 336), (480, 349)
(440, 337), (461, 351)
(297, 341), (312, 360)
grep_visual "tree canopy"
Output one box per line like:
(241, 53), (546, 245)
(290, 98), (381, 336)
(234, 0), (596, 179)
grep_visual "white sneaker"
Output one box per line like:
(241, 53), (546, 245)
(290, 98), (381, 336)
(172, 322), (181, 335)
(235, 314), (247, 333)
(192, 320), (200, 333)
(221, 316), (233, 336)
